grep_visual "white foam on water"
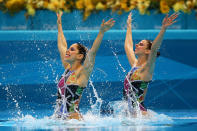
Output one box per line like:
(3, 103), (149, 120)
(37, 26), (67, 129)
(1, 101), (174, 130)
(110, 101), (173, 126)
(170, 117), (197, 120)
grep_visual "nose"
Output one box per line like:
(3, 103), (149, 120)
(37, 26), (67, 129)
(66, 50), (69, 54)
(136, 44), (139, 47)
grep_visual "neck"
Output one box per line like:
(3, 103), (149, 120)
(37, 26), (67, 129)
(69, 61), (82, 71)
(136, 55), (147, 67)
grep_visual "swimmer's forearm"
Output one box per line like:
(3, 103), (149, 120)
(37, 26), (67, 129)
(146, 27), (167, 72)
(90, 18), (114, 55)
(57, 21), (67, 49)
(89, 31), (104, 56)
(125, 12), (133, 48)
(91, 18), (114, 55)
(151, 27), (166, 51)
(125, 24), (133, 48)
(83, 31), (104, 75)
(152, 13), (178, 51)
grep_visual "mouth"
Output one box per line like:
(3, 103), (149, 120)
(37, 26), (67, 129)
(65, 54), (70, 57)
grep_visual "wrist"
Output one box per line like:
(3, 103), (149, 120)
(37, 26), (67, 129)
(99, 30), (105, 34)
(99, 29), (105, 34)
(161, 25), (167, 29)
(57, 20), (62, 24)
(127, 22), (131, 26)
(127, 25), (131, 29)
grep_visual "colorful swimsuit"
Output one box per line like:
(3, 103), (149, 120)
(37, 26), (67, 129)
(54, 69), (85, 119)
(124, 66), (149, 112)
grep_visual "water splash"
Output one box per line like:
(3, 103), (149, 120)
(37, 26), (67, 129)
(0, 108), (174, 130)
(89, 79), (103, 116)
(110, 47), (126, 73)
(110, 45), (141, 117)
(3, 85), (22, 118)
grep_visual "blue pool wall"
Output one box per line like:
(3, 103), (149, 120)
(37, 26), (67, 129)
(0, 11), (197, 113)
(0, 10), (197, 30)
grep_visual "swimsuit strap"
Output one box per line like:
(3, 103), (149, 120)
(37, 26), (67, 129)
(127, 66), (140, 80)
(63, 69), (74, 81)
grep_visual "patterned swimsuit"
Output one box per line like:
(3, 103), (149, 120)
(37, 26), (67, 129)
(124, 67), (150, 111)
(55, 69), (85, 118)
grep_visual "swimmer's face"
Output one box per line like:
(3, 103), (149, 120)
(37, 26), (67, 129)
(135, 40), (150, 55)
(64, 43), (83, 63)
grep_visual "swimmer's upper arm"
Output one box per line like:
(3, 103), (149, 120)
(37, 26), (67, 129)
(125, 43), (137, 67)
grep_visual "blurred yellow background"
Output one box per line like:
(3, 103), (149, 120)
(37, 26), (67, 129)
(0, 0), (196, 20)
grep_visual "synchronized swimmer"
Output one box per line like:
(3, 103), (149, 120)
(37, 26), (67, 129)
(123, 12), (178, 115)
(54, 12), (115, 120)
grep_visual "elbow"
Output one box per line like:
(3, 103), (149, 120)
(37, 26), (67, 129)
(88, 50), (97, 58)
(151, 44), (160, 52)
(91, 52), (97, 57)
(151, 48), (157, 53)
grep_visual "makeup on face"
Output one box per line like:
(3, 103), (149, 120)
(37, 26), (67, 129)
(70, 47), (75, 51)
(139, 42), (144, 46)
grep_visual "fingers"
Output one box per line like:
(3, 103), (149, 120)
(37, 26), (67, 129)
(100, 18), (115, 32)
(169, 13), (178, 19)
(102, 19), (105, 26)
(164, 14), (168, 21)
(57, 10), (63, 17)
(103, 18), (115, 29)
(106, 18), (114, 23)
(105, 18), (115, 25)
(109, 20), (115, 27)
(162, 12), (179, 27)
(165, 14), (169, 18)
(127, 12), (132, 21)
(167, 12), (178, 22)
(128, 12), (132, 19)
(171, 20), (177, 25)
(162, 14), (168, 23)
(170, 12), (179, 18)
(163, 12), (178, 25)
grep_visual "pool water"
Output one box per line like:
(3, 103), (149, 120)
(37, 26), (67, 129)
(0, 103), (197, 131)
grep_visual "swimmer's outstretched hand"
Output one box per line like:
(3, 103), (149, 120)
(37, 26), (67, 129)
(127, 12), (132, 27)
(100, 18), (115, 33)
(57, 11), (63, 24)
(162, 12), (178, 29)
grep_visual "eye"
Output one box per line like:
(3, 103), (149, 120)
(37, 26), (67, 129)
(70, 47), (75, 51)
(139, 42), (144, 46)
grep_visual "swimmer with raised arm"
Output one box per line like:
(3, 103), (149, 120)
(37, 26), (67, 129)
(54, 12), (115, 120)
(123, 12), (178, 115)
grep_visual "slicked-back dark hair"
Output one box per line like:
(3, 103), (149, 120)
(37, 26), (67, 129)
(145, 40), (160, 57)
(76, 43), (88, 64)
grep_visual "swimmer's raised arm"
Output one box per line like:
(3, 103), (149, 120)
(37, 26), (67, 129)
(83, 18), (115, 76)
(125, 13), (137, 67)
(57, 12), (69, 68)
(146, 13), (178, 73)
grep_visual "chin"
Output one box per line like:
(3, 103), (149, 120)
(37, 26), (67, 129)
(64, 58), (69, 63)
